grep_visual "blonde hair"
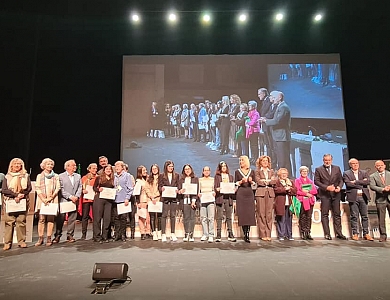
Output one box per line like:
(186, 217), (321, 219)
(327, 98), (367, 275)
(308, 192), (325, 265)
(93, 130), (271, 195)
(8, 158), (27, 174)
(115, 160), (126, 168)
(230, 94), (241, 104)
(40, 158), (54, 170)
(87, 163), (97, 171)
(239, 155), (250, 169)
(277, 168), (289, 176)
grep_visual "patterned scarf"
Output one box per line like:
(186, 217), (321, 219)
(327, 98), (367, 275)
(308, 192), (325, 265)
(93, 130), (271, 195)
(39, 171), (56, 197)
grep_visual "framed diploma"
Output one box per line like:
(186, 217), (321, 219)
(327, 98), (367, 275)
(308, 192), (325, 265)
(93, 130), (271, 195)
(162, 186), (177, 198)
(117, 202), (132, 215)
(60, 201), (76, 213)
(182, 183), (198, 195)
(83, 185), (95, 200)
(39, 203), (58, 215)
(147, 201), (163, 213)
(200, 192), (215, 204)
(100, 187), (117, 200)
(220, 182), (235, 194)
(5, 199), (27, 213)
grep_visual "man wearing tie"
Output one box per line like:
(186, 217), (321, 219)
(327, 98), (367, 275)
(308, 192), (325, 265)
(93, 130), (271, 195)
(369, 160), (390, 242)
(343, 158), (373, 241)
(53, 159), (82, 243)
(314, 154), (347, 240)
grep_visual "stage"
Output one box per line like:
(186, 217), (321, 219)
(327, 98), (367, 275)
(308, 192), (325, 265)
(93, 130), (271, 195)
(1, 224), (390, 300)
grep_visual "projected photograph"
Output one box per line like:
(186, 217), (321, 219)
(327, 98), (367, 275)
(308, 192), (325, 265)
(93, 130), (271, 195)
(122, 54), (348, 179)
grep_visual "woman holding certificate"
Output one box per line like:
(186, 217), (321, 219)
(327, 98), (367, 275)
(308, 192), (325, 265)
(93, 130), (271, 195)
(113, 161), (134, 242)
(1, 158), (32, 250)
(235, 156), (256, 243)
(254, 155), (277, 241)
(145, 164), (162, 241)
(274, 168), (297, 241)
(214, 161), (236, 242)
(35, 158), (60, 247)
(198, 166), (215, 242)
(92, 164), (115, 243)
(295, 166), (317, 240)
(158, 160), (180, 242)
(178, 164), (199, 242)
(79, 163), (98, 240)
(135, 165), (150, 240)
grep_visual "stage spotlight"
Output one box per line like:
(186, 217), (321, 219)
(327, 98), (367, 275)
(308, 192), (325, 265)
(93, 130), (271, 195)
(314, 14), (323, 22)
(203, 14), (211, 23)
(275, 13), (284, 21)
(238, 13), (247, 22)
(131, 13), (140, 23)
(168, 12), (177, 23)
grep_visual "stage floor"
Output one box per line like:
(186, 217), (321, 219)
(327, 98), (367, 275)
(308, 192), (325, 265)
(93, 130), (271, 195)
(1, 224), (390, 300)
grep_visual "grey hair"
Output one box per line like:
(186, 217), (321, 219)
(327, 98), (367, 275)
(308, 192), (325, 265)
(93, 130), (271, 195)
(299, 166), (309, 173)
(40, 158), (54, 170)
(64, 159), (76, 170)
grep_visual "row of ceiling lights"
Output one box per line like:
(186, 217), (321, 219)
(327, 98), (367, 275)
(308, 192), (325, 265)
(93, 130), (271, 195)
(129, 11), (324, 24)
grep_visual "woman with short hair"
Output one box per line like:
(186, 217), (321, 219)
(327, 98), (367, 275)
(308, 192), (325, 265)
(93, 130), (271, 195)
(1, 158), (32, 250)
(35, 158), (60, 246)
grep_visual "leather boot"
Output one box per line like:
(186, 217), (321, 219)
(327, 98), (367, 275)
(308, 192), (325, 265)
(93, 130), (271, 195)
(130, 229), (135, 240)
(245, 227), (251, 243)
(301, 232), (307, 240)
(35, 236), (44, 247)
(306, 232), (313, 240)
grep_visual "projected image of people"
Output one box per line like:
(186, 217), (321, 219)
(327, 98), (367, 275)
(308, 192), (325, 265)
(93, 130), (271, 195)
(122, 55), (348, 182)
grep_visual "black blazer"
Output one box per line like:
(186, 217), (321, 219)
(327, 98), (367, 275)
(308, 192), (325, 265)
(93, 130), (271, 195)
(214, 174), (235, 205)
(314, 165), (343, 197)
(158, 172), (180, 203)
(343, 169), (370, 202)
(178, 176), (199, 207)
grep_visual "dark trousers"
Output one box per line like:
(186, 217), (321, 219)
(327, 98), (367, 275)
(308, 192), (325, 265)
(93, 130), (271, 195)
(112, 203), (127, 238)
(349, 196), (369, 235)
(149, 212), (162, 231)
(216, 199), (233, 236)
(320, 193), (342, 236)
(55, 205), (78, 238)
(264, 126), (276, 164)
(93, 198), (112, 240)
(249, 132), (259, 161)
(299, 205), (313, 234)
(237, 139), (249, 157)
(220, 122), (230, 152)
(276, 206), (293, 238)
(183, 204), (196, 234)
(376, 201), (390, 238)
(81, 202), (93, 235)
(161, 201), (176, 234)
(274, 140), (291, 174)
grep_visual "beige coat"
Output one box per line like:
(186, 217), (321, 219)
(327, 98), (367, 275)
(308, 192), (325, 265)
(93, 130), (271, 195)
(35, 173), (60, 211)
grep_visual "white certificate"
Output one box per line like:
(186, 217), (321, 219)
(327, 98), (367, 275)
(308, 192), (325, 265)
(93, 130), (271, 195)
(200, 192), (215, 204)
(162, 186), (177, 198)
(83, 185), (95, 200)
(137, 207), (147, 219)
(39, 203), (58, 215)
(60, 201), (76, 213)
(182, 183), (198, 195)
(220, 182), (236, 194)
(5, 199), (27, 213)
(100, 187), (117, 200)
(132, 181), (142, 196)
(117, 202), (132, 215)
(0, 193), (2, 206)
(147, 201), (163, 213)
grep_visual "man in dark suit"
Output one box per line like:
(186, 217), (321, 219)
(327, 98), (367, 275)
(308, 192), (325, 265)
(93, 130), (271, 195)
(369, 160), (390, 242)
(314, 154), (347, 240)
(343, 158), (373, 241)
(261, 91), (292, 175)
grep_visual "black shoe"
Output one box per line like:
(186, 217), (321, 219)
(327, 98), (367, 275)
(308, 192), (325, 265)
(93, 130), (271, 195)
(306, 233), (313, 240)
(336, 234), (347, 240)
(325, 235), (332, 240)
(141, 234), (146, 240)
(130, 230), (135, 240)
(301, 233), (307, 240)
(146, 234), (152, 239)
(80, 234), (86, 240)
(228, 231), (236, 242)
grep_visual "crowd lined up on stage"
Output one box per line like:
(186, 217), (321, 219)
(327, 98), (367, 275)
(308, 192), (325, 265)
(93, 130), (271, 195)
(1, 154), (390, 251)
(149, 88), (291, 172)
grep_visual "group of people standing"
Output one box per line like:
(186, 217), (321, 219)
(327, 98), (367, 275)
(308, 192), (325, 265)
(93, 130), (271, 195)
(149, 88), (292, 174)
(2, 153), (390, 251)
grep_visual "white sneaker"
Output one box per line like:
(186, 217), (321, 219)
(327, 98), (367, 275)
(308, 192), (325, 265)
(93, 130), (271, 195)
(183, 233), (189, 242)
(200, 235), (208, 241)
(208, 236), (214, 243)
(189, 234), (195, 242)
(161, 234), (167, 242)
(152, 231), (158, 241)
(288, 237), (294, 241)
(170, 233), (177, 242)
(279, 237), (285, 241)
(157, 230), (162, 240)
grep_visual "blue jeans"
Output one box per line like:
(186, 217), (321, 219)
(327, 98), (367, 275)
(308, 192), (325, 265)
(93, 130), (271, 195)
(200, 203), (215, 237)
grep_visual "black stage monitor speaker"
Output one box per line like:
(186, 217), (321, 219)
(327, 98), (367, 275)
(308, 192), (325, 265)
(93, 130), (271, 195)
(92, 263), (129, 282)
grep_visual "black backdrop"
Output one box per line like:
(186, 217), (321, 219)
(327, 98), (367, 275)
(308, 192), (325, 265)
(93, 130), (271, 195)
(0, 0), (389, 176)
